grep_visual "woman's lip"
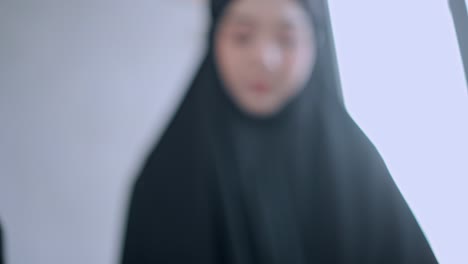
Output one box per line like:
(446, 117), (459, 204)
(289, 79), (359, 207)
(250, 81), (271, 93)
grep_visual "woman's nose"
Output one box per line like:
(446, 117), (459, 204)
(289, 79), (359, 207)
(254, 41), (282, 73)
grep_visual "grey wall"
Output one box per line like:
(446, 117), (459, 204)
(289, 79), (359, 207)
(0, 0), (467, 263)
(0, 1), (206, 263)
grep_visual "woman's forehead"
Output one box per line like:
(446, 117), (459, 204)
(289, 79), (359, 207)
(222, 0), (310, 29)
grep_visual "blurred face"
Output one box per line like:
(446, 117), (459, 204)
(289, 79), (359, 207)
(215, 0), (317, 117)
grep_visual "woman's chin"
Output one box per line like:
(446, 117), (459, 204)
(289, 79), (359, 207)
(236, 100), (285, 119)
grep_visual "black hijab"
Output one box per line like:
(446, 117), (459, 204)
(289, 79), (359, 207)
(0, 222), (3, 264)
(121, 0), (438, 263)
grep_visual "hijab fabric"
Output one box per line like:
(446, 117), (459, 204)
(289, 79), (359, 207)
(121, 1), (438, 263)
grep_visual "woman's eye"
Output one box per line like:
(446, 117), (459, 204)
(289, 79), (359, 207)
(278, 35), (298, 49)
(232, 32), (252, 45)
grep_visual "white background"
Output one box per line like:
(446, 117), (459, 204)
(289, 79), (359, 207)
(0, 1), (466, 263)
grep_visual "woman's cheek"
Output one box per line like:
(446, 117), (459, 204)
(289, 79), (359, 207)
(281, 53), (299, 83)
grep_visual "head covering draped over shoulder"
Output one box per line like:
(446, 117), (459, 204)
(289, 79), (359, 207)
(121, 1), (438, 263)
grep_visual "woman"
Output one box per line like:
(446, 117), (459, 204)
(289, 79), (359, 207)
(121, 0), (438, 263)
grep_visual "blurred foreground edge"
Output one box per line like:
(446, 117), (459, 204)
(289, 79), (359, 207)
(449, 0), (468, 90)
